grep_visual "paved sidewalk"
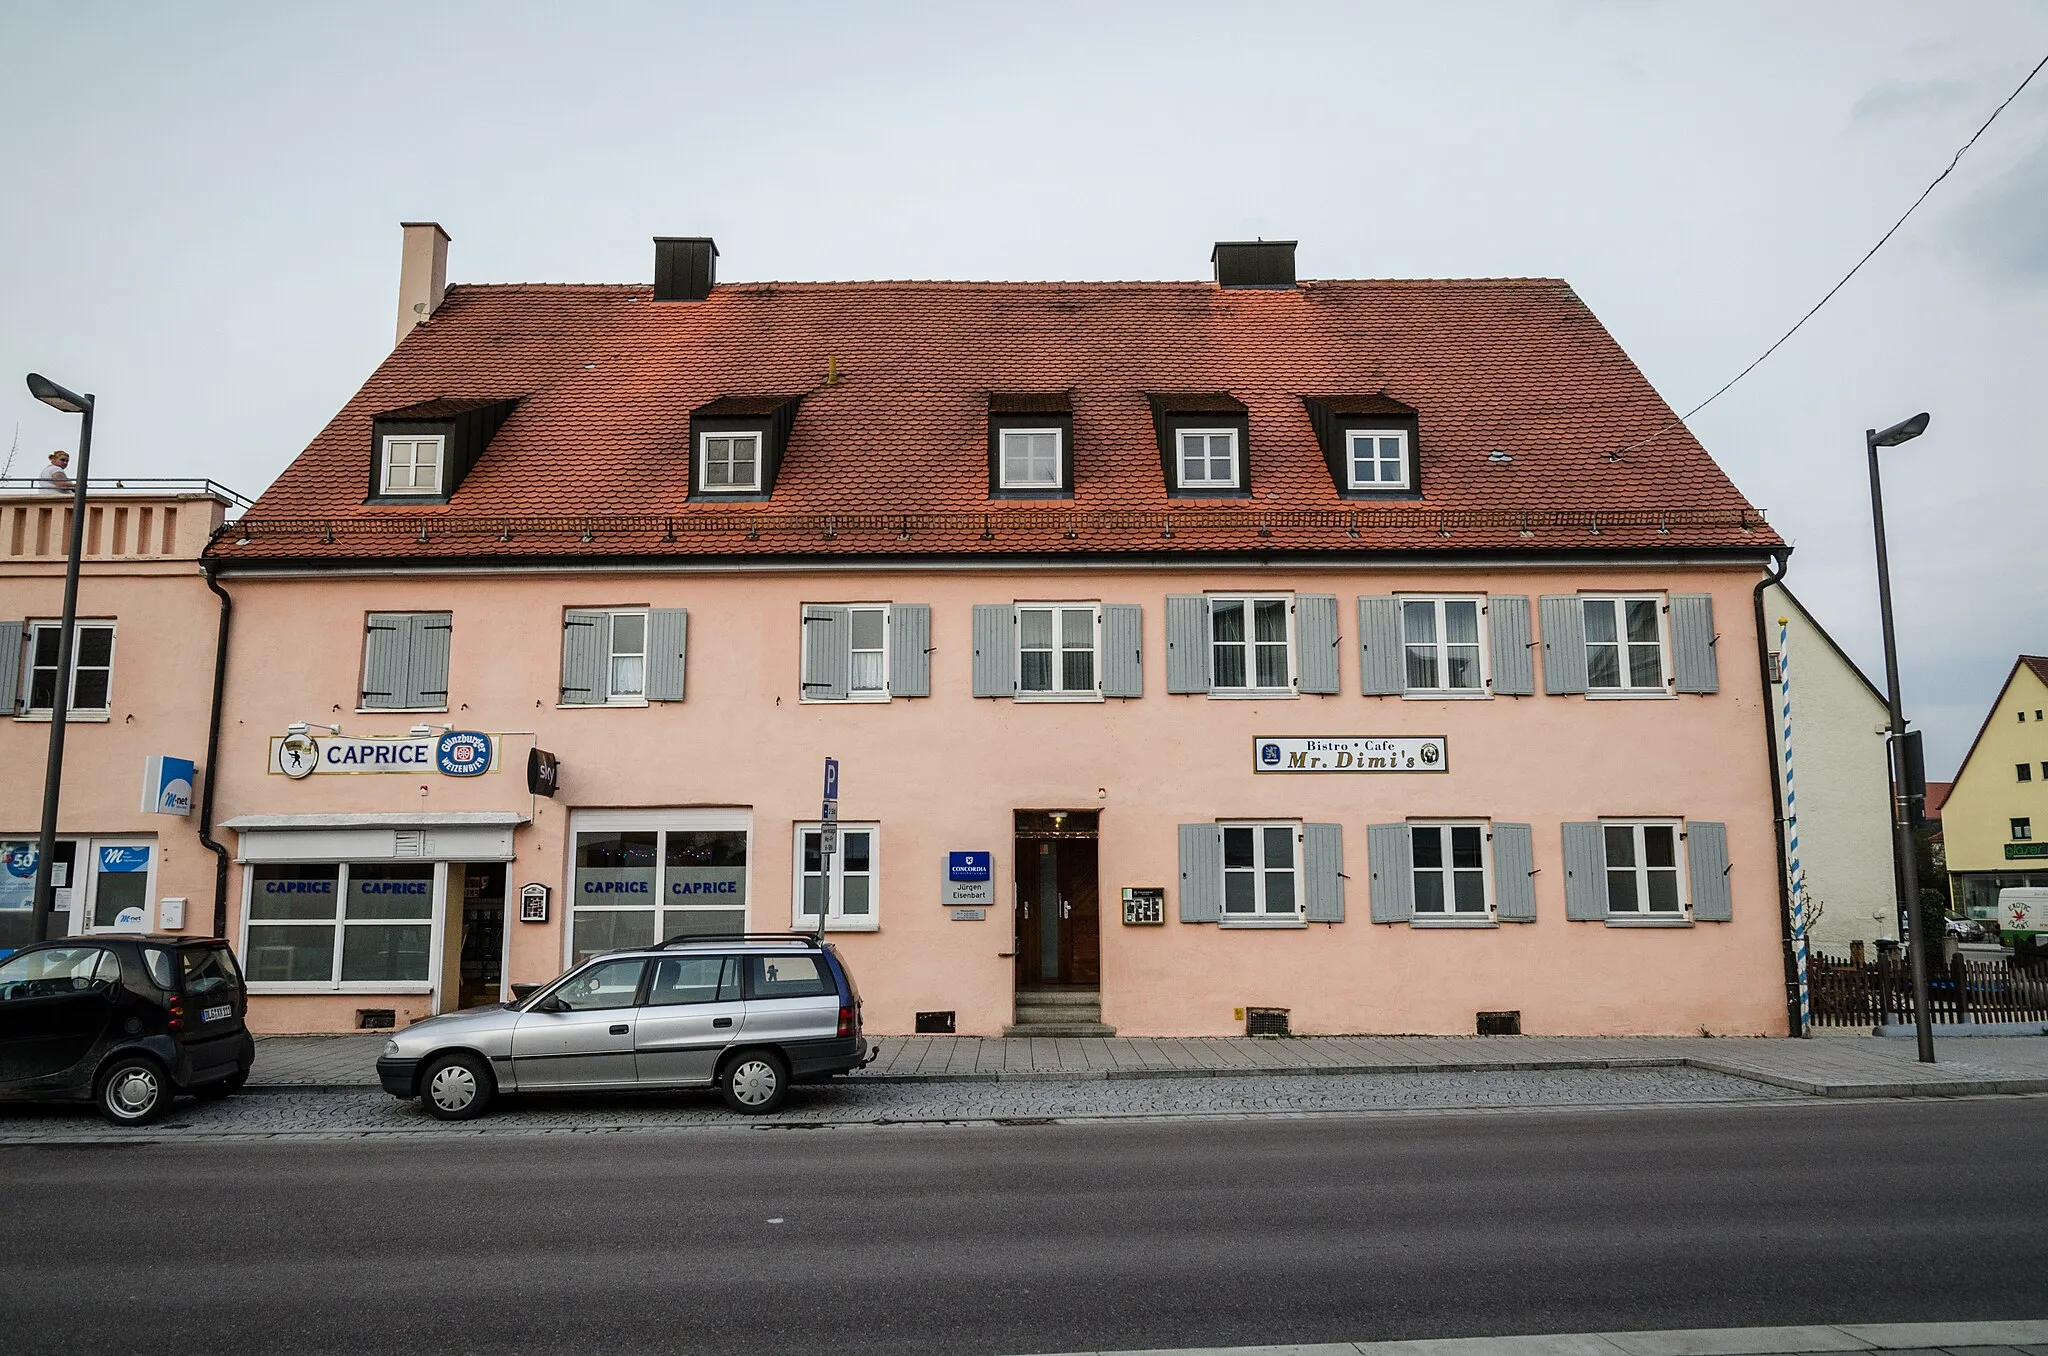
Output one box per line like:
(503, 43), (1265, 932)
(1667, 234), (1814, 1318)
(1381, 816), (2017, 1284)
(247, 1030), (2048, 1097)
(1037, 1320), (2048, 1356)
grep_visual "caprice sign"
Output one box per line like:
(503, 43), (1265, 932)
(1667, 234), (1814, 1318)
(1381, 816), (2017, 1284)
(1253, 736), (1448, 773)
(268, 732), (500, 778)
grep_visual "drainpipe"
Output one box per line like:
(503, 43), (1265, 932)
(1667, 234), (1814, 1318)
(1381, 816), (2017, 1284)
(199, 563), (233, 937)
(1751, 548), (1799, 1036)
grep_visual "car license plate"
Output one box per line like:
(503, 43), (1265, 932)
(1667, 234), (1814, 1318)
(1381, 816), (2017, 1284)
(201, 1004), (233, 1023)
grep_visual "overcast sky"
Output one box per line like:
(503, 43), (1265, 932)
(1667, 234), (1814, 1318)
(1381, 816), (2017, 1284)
(3, 2), (2043, 776)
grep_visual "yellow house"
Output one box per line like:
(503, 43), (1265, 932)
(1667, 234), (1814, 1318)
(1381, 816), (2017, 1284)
(1944, 655), (2048, 920)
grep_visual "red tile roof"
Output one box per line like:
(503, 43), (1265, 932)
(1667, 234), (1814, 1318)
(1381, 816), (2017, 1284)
(212, 277), (1778, 563)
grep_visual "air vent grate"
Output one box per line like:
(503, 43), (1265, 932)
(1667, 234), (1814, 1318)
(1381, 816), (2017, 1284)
(356, 1008), (396, 1030)
(1477, 1010), (1522, 1036)
(914, 1010), (956, 1034)
(1245, 1007), (1290, 1036)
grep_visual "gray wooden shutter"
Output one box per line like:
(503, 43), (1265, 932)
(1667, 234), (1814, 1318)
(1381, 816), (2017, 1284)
(1356, 596), (1404, 695)
(802, 605), (850, 701)
(1165, 595), (1210, 694)
(1488, 595), (1534, 696)
(1177, 823), (1221, 923)
(1492, 823), (1536, 922)
(1540, 595), (1588, 695)
(1101, 604), (1143, 698)
(890, 603), (931, 697)
(1671, 594), (1719, 694)
(407, 613), (452, 709)
(0, 620), (21, 713)
(1562, 822), (1608, 920)
(361, 613), (411, 710)
(1367, 823), (1414, 923)
(646, 608), (688, 702)
(971, 604), (1014, 698)
(1687, 821), (1732, 921)
(1295, 594), (1340, 694)
(1303, 823), (1344, 922)
(559, 610), (606, 705)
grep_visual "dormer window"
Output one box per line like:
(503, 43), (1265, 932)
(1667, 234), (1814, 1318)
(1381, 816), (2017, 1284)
(1347, 430), (1410, 490)
(1178, 430), (1240, 488)
(700, 432), (762, 493)
(999, 430), (1062, 490)
(381, 436), (444, 496)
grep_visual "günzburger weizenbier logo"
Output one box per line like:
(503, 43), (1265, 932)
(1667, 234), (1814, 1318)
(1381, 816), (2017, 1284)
(436, 732), (492, 777)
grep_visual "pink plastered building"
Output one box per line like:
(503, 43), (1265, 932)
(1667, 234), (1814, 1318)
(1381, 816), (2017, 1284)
(200, 228), (1795, 1037)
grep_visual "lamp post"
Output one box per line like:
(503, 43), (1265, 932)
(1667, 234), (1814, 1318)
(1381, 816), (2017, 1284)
(1866, 410), (1934, 1064)
(24, 373), (95, 942)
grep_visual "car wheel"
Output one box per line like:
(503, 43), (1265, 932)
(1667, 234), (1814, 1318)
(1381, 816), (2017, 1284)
(720, 1050), (789, 1114)
(194, 1068), (249, 1101)
(419, 1052), (494, 1121)
(96, 1056), (170, 1126)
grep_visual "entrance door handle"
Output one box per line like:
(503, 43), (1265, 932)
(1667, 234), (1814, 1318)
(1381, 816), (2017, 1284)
(1061, 900), (1072, 919)
(609, 1023), (629, 1035)
(712, 1017), (733, 1029)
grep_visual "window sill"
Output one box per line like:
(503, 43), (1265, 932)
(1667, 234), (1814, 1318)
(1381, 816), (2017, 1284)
(356, 706), (449, 715)
(15, 711), (111, 723)
(245, 982), (435, 994)
(1014, 692), (1106, 704)
(794, 919), (880, 933)
(1401, 690), (1490, 701)
(1410, 916), (1498, 928)
(798, 693), (892, 705)
(1207, 689), (1300, 701)
(555, 699), (650, 710)
(1584, 690), (1678, 701)
(1219, 916), (1308, 929)
(1602, 916), (1694, 928)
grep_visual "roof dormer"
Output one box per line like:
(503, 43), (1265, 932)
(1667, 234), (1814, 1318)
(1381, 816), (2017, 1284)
(367, 397), (520, 503)
(1150, 392), (1251, 498)
(688, 395), (803, 501)
(1303, 393), (1423, 499)
(987, 392), (1074, 500)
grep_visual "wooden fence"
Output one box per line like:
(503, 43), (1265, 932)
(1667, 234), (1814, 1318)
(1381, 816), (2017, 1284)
(1808, 948), (2048, 1028)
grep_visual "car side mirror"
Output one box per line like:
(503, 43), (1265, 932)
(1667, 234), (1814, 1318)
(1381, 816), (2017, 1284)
(534, 995), (568, 1013)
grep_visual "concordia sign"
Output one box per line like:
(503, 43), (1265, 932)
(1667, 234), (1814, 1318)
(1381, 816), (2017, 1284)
(269, 732), (501, 778)
(1253, 736), (1448, 773)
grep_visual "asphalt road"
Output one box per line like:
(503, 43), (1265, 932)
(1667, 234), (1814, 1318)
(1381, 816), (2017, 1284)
(2, 1098), (2044, 1356)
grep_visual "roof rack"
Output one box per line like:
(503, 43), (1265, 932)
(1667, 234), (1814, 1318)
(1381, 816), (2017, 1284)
(653, 930), (826, 949)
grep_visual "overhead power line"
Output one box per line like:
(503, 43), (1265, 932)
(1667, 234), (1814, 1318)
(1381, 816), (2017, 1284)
(1612, 50), (2048, 460)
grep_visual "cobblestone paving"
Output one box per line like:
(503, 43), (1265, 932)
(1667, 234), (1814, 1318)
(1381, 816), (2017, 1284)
(0, 1066), (1794, 1144)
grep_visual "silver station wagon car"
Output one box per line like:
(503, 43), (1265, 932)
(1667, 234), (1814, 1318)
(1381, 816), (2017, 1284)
(376, 934), (870, 1120)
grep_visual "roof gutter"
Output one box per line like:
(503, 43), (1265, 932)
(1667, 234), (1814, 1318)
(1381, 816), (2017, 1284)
(1751, 547), (1800, 1037)
(199, 563), (234, 938)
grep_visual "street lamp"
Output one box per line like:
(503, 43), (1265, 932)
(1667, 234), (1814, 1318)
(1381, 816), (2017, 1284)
(24, 374), (96, 942)
(1866, 411), (1935, 1064)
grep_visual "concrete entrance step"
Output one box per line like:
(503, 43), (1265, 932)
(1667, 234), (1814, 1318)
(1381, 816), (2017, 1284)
(1001, 1021), (1119, 1037)
(1009, 988), (1114, 1037)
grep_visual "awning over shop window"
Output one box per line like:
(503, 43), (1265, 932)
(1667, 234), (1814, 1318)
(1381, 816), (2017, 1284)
(222, 812), (525, 865)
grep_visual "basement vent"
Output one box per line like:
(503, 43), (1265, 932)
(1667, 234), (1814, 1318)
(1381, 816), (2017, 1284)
(1477, 1010), (1522, 1036)
(356, 1008), (397, 1030)
(1244, 1007), (1290, 1036)
(914, 1010), (956, 1034)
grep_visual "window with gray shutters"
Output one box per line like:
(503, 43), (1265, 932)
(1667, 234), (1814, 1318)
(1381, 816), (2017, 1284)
(360, 612), (451, 711)
(802, 604), (927, 702)
(0, 620), (21, 713)
(1165, 596), (1211, 694)
(1207, 595), (1293, 695)
(1580, 596), (1668, 694)
(1177, 822), (1222, 923)
(1539, 595), (1589, 695)
(562, 609), (688, 704)
(1400, 597), (1485, 695)
(1356, 596), (1404, 696)
(1488, 596), (1535, 696)
(1670, 594), (1719, 694)
(1017, 604), (1100, 700)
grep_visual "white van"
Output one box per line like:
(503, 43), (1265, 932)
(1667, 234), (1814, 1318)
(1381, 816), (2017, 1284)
(1999, 887), (2048, 962)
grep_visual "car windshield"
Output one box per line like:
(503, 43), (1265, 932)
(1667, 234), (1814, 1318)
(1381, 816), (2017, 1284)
(0, 946), (120, 1000)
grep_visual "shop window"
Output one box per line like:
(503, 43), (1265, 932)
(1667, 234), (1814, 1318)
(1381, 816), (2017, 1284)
(792, 824), (878, 931)
(243, 862), (435, 989)
(569, 812), (750, 963)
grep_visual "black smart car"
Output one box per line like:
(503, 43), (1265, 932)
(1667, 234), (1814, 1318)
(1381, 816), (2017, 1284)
(0, 935), (255, 1124)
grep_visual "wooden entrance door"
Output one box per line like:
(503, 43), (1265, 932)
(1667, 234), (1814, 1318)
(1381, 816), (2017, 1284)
(1015, 833), (1099, 986)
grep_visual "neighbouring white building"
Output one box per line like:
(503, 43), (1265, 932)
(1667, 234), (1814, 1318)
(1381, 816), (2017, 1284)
(1766, 583), (1897, 953)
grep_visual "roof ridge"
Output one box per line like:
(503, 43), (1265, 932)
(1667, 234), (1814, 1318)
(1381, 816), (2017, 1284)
(445, 276), (1572, 293)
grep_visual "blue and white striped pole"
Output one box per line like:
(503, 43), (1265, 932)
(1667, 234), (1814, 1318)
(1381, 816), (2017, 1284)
(1778, 618), (1811, 1036)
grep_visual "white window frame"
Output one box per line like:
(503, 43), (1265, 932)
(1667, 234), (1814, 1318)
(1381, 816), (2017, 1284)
(565, 808), (754, 968)
(380, 435), (445, 496)
(1399, 595), (1489, 698)
(790, 823), (880, 932)
(1176, 428), (1240, 489)
(698, 431), (763, 493)
(1346, 428), (1411, 490)
(1408, 821), (1495, 925)
(998, 428), (1063, 491)
(600, 608), (648, 706)
(238, 861), (446, 995)
(1207, 593), (1295, 697)
(1218, 820), (1305, 928)
(1600, 819), (1690, 920)
(1581, 594), (1672, 697)
(19, 620), (116, 721)
(798, 603), (895, 705)
(1015, 602), (1103, 702)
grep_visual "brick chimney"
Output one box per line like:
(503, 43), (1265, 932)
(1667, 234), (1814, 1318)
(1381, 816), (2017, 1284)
(394, 222), (451, 347)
